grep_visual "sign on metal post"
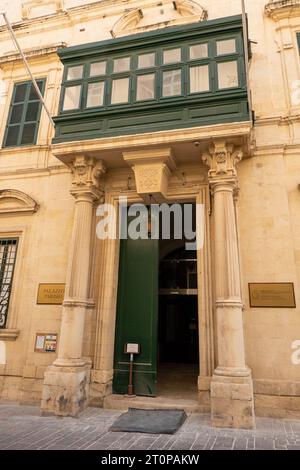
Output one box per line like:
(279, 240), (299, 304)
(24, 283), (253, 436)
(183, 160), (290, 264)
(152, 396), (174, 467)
(124, 343), (140, 396)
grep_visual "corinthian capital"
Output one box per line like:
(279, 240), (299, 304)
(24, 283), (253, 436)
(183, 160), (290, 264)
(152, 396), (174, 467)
(69, 155), (106, 200)
(202, 140), (243, 182)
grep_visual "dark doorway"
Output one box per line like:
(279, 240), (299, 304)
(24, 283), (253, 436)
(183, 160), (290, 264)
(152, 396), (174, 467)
(158, 244), (199, 396)
(113, 203), (198, 398)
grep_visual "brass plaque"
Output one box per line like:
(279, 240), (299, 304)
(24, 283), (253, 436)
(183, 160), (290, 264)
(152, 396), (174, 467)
(37, 284), (65, 305)
(249, 283), (296, 308)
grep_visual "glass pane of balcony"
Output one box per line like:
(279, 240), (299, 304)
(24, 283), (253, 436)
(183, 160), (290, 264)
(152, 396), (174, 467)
(113, 57), (130, 73)
(218, 61), (238, 89)
(136, 74), (155, 101)
(90, 62), (106, 77)
(162, 69), (181, 97)
(217, 39), (236, 55)
(63, 85), (81, 110)
(189, 44), (208, 60)
(163, 48), (181, 64)
(190, 65), (209, 93)
(86, 82), (105, 107)
(67, 65), (83, 81)
(138, 53), (155, 69)
(111, 77), (129, 104)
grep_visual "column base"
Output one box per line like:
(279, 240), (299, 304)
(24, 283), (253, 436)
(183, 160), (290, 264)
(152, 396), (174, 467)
(210, 369), (255, 429)
(41, 363), (90, 417)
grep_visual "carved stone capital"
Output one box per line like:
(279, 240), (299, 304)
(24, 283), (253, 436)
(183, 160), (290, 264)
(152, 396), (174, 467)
(202, 140), (243, 187)
(69, 156), (106, 201)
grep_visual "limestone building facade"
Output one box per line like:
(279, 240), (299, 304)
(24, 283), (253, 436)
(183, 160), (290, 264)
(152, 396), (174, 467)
(0, 0), (300, 429)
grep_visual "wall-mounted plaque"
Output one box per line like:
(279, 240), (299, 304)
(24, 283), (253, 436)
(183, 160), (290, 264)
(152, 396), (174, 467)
(249, 283), (296, 308)
(35, 333), (58, 352)
(37, 283), (65, 305)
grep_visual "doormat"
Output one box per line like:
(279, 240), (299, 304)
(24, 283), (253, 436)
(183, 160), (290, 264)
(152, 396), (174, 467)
(110, 408), (187, 434)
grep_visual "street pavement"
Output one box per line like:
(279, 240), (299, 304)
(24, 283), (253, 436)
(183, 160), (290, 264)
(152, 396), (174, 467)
(0, 403), (300, 450)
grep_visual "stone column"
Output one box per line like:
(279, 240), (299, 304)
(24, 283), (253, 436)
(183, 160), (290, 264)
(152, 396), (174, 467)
(41, 156), (105, 417)
(202, 140), (255, 429)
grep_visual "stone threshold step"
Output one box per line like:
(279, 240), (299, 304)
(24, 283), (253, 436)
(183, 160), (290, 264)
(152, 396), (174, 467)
(103, 394), (209, 414)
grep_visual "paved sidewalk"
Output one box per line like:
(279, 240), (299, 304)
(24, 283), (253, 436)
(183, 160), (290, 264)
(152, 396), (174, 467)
(0, 403), (300, 450)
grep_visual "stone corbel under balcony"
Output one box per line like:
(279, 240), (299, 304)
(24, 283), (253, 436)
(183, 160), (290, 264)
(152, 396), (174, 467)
(0, 329), (20, 341)
(122, 147), (176, 203)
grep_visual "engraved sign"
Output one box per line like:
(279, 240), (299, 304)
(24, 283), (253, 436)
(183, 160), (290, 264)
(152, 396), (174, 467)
(249, 283), (296, 308)
(37, 284), (65, 305)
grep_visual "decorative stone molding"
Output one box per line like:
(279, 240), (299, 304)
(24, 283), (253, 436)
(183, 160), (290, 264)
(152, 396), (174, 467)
(0, 329), (20, 341)
(0, 189), (39, 216)
(202, 140), (243, 182)
(110, 8), (144, 38)
(21, 0), (64, 20)
(69, 156), (106, 201)
(174, 0), (208, 19)
(265, 0), (300, 19)
(122, 147), (176, 202)
(62, 299), (95, 309)
(110, 1), (207, 37)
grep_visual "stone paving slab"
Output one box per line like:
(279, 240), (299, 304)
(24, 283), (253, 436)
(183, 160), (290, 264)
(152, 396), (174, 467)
(0, 403), (300, 450)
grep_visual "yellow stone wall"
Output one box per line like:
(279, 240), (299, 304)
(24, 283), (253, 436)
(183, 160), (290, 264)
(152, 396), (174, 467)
(0, 0), (299, 415)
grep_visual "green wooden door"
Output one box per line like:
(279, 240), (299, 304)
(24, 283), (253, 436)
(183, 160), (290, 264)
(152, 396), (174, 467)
(113, 236), (158, 396)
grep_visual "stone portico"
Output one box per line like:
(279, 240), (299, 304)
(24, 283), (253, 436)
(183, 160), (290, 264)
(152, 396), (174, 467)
(41, 121), (255, 429)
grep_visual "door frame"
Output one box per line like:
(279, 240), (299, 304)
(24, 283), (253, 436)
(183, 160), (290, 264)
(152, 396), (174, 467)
(93, 185), (214, 395)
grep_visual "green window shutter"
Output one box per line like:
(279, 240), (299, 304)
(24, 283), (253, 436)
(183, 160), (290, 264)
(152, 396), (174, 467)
(297, 33), (300, 54)
(3, 79), (46, 148)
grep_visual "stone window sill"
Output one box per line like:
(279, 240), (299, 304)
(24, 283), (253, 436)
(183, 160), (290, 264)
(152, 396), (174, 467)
(0, 329), (20, 341)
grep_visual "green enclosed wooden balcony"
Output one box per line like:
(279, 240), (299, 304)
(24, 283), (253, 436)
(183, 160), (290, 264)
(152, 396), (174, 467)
(52, 14), (250, 144)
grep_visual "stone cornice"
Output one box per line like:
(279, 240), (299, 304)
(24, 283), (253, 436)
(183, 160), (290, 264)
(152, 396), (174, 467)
(265, 0), (300, 19)
(0, 42), (66, 65)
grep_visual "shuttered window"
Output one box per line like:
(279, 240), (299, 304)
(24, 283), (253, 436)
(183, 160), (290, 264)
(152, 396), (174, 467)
(3, 80), (45, 148)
